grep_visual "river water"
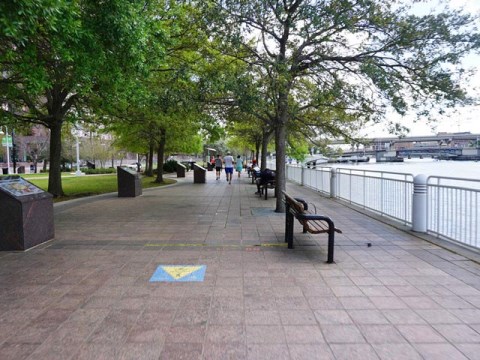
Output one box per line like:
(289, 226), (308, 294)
(281, 158), (480, 245)
(322, 159), (480, 245)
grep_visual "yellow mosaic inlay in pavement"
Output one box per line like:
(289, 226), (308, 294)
(162, 266), (203, 280)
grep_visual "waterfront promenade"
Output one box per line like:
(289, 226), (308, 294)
(1, 170), (480, 359)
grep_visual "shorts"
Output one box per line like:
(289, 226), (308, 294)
(225, 167), (234, 174)
(215, 167), (222, 172)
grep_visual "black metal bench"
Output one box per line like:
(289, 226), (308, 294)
(251, 169), (259, 184)
(259, 180), (276, 199)
(282, 191), (342, 263)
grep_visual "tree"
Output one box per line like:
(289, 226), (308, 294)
(81, 135), (113, 169)
(22, 135), (49, 173)
(0, 0), (158, 196)
(102, 2), (232, 183)
(225, 110), (273, 169)
(204, 0), (480, 211)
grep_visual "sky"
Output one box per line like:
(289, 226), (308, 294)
(361, 0), (480, 138)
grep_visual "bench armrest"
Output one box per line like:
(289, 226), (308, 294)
(295, 214), (342, 233)
(296, 213), (333, 224)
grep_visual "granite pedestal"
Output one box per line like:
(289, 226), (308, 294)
(0, 176), (54, 251)
(176, 162), (186, 178)
(117, 166), (142, 197)
(193, 164), (206, 183)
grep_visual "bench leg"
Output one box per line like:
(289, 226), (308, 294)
(285, 210), (294, 249)
(327, 228), (335, 264)
(264, 183), (275, 200)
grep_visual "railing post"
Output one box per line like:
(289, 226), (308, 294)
(301, 165), (305, 186)
(412, 174), (428, 232)
(330, 168), (337, 198)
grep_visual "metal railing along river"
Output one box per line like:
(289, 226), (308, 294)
(285, 164), (480, 249)
(427, 176), (480, 248)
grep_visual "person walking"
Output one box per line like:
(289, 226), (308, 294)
(214, 155), (223, 180)
(223, 151), (234, 184)
(235, 155), (243, 178)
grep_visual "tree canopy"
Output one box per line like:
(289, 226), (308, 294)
(0, 0), (160, 196)
(1, 0), (479, 208)
(202, 0), (480, 211)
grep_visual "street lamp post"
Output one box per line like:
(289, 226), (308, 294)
(1, 126), (10, 174)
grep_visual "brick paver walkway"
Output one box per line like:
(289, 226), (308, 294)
(1, 170), (480, 359)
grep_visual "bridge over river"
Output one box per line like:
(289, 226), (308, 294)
(330, 133), (480, 146)
(342, 147), (465, 160)
(331, 133), (480, 160)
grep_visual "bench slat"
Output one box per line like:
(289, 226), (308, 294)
(283, 192), (304, 213)
(302, 209), (343, 234)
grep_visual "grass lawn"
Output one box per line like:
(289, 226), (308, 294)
(26, 173), (176, 202)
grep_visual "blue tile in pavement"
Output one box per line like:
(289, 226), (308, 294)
(149, 265), (206, 282)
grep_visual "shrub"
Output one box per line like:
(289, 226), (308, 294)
(82, 167), (117, 175)
(163, 159), (178, 173)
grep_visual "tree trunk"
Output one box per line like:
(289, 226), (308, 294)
(260, 130), (270, 171)
(155, 129), (166, 183)
(146, 142), (154, 177)
(255, 140), (260, 166)
(48, 122), (64, 197)
(32, 153), (38, 174)
(274, 120), (287, 213)
(274, 86), (290, 213)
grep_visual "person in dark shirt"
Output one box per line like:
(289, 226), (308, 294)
(255, 168), (275, 194)
(214, 155), (223, 180)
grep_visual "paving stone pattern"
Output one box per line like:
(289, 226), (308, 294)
(1, 170), (480, 359)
